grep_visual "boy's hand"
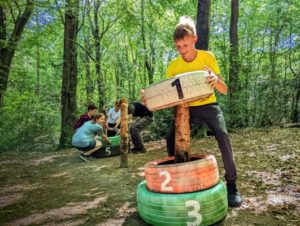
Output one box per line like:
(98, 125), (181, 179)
(140, 89), (147, 105)
(204, 66), (219, 89)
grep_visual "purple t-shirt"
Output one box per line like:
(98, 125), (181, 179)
(74, 113), (91, 130)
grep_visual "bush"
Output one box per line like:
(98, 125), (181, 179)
(148, 108), (173, 140)
(0, 93), (60, 151)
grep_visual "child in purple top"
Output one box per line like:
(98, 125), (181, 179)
(74, 104), (97, 130)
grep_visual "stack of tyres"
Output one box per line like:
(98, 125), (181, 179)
(137, 155), (228, 226)
(91, 135), (120, 158)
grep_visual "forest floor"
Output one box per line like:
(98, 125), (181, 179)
(0, 127), (299, 226)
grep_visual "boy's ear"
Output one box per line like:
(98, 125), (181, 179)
(193, 35), (197, 43)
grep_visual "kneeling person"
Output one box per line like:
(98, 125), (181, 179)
(128, 102), (153, 154)
(72, 113), (111, 162)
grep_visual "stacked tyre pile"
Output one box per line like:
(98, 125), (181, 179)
(137, 154), (228, 226)
(91, 135), (121, 158)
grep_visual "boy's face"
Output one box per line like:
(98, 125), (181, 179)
(89, 109), (97, 116)
(175, 35), (197, 61)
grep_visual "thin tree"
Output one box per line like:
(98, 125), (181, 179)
(196, 0), (211, 50)
(80, 0), (94, 103)
(59, 0), (79, 148)
(289, 40), (300, 123)
(0, 0), (34, 107)
(141, 0), (155, 85)
(195, 0), (211, 136)
(35, 10), (41, 95)
(87, 0), (119, 111)
(228, 0), (240, 127)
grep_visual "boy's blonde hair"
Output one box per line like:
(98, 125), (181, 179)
(173, 16), (196, 41)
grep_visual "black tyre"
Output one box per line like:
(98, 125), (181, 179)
(91, 135), (120, 158)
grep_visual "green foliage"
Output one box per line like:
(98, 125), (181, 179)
(1, 0), (300, 151)
(0, 93), (60, 151)
(147, 108), (173, 140)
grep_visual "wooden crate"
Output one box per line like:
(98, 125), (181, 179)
(144, 70), (213, 111)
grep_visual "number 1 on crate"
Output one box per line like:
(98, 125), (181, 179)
(171, 78), (184, 99)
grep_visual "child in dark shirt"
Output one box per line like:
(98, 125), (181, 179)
(128, 102), (153, 153)
(74, 104), (97, 130)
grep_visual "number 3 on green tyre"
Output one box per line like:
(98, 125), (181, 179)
(136, 180), (228, 226)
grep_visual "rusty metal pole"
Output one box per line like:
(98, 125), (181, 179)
(119, 99), (129, 168)
(174, 103), (190, 163)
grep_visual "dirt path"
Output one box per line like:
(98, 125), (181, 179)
(0, 128), (299, 225)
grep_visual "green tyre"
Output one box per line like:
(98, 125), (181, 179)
(137, 180), (228, 226)
(91, 135), (121, 158)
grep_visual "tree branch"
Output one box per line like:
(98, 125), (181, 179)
(78, 0), (86, 32)
(9, 0), (34, 42)
(87, 0), (95, 36)
(54, 0), (64, 24)
(8, 3), (16, 23)
(75, 41), (96, 62)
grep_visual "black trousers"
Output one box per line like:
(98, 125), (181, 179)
(166, 104), (237, 182)
(130, 116), (153, 150)
(107, 123), (119, 137)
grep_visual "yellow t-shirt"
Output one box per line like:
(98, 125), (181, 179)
(166, 50), (221, 106)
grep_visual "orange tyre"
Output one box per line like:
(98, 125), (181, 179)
(144, 154), (219, 194)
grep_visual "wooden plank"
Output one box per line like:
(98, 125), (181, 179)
(144, 70), (212, 111)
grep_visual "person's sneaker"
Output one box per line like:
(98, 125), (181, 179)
(79, 153), (89, 162)
(227, 182), (242, 207)
(140, 148), (147, 153)
(131, 147), (147, 154)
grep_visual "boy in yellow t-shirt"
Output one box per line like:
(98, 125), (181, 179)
(165, 16), (242, 208)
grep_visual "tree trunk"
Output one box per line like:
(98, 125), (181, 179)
(129, 44), (137, 100)
(88, 0), (115, 112)
(93, 1), (105, 111)
(228, 0), (240, 127)
(196, 0), (211, 50)
(286, 29), (300, 123)
(291, 80), (300, 123)
(174, 103), (190, 163)
(195, 0), (211, 136)
(83, 35), (93, 103)
(0, 1), (34, 107)
(35, 11), (40, 96)
(81, 0), (93, 104)
(119, 99), (129, 168)
(264, 25), (282, 125)
(141, 0), (155, 85)
(59, 0), (79, 148)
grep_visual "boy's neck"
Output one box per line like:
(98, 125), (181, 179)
(183, 49), (197, 62)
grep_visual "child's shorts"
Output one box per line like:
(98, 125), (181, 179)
(74, 140), (96, 151)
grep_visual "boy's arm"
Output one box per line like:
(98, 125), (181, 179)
(204, 66), (228, 94)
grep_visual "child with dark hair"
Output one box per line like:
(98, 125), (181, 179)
(74, 104), (98, 130)
(72, 113), (111, 162)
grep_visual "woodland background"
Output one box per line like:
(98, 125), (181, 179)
(0, 0), (299, 151)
